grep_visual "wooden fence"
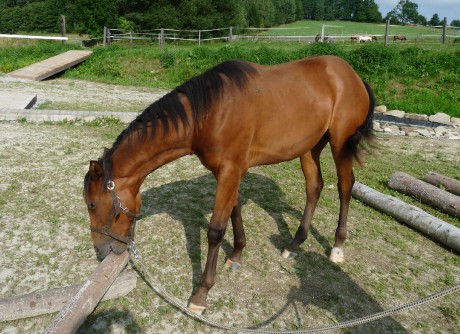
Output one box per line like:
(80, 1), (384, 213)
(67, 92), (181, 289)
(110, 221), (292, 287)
(103, 19), (460, 48)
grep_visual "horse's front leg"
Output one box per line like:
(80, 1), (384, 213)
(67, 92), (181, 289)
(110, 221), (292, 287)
(188, 165), (243, 315)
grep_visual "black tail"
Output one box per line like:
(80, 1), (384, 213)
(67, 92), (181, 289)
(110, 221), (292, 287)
(345, 80), (375, 163)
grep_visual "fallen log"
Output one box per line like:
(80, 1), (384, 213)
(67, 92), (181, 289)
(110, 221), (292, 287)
(423, 171), (460, 196)
(43, 251), (130, 334)
(388, 172), (460, 218)
(0, 270), (136, 322)
(352, 182), (460, 253)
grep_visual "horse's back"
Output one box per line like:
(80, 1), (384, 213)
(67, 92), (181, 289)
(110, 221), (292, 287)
(194, 56), (370, 169)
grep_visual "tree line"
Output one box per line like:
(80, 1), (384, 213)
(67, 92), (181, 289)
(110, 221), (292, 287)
(0, 0), (458, 36)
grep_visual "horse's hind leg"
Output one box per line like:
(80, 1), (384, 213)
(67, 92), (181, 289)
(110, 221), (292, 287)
(282, 138), (327, 259)
(224, 193), (246, 271)
(329, 144), (355, 263)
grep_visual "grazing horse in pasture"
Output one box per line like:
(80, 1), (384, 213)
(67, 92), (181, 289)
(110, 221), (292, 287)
(358, 35), (378, 43)
(83, 55), (375, 314)
(315, 34), (335, 42)
(393, 35), (407, 42)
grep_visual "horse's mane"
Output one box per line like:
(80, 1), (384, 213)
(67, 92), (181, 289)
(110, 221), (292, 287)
(100, 59), (258, 184)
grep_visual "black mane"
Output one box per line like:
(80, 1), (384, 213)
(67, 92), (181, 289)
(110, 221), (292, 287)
(100, 59), (258, 183)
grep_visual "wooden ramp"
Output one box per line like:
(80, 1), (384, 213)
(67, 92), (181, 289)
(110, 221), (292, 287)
(8, 50), (93, 81)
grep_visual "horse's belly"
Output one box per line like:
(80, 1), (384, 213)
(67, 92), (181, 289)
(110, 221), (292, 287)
(248, 120), (327, 166)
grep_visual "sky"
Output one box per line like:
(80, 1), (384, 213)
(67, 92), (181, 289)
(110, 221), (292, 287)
(375, 0), (460, 23)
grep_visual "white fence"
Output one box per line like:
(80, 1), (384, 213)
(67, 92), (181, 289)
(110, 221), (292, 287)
(103, 24), (460, 48)
(0, 34), (68, 41)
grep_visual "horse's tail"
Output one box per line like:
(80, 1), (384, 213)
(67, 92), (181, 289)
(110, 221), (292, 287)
(345, 80), (375, 163)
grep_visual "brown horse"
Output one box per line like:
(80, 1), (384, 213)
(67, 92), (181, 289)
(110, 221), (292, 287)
(393, 35), (407, 42)
(84, 55), (374, 314)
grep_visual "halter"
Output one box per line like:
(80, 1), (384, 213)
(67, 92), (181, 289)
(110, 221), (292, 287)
(90, 180), (138, 244)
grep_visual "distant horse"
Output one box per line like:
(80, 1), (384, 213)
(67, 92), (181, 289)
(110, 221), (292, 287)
(393, 35), (407, 42)
(358, 35), (377, 43)
(84, 55), (375, 314)
(315, 34), (335, 42)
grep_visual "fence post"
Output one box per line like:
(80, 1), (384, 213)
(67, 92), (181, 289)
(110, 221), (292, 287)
(442, 17), (447, 44)
(103, 26), (107, 47)
(198, 30), (201, 46)
(384, 19), (390, 47)
(229, 26), (233, 44)
(160, 28), (164, 48)
(60, 15), (66, 44)
(129, 31), (132, 45)
(321, 24), (325, 42)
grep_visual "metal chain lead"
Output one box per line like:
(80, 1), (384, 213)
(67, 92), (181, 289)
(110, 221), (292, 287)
(128, 242), (460, 334)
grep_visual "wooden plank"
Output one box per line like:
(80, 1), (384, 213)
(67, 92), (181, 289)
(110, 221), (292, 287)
(388, 172), (460, 218)
(43, 251), (129, 334)
(0, 270), (136, 322)
(8, 50), (92, 81)
(352, 182), (460, 252)
(423, 171), (460, 196)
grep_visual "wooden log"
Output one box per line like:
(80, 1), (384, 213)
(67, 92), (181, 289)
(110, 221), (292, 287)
(43, 251), (129, 334)
(423, 171), (460, 196)
(352, 182), (460, 252)
(388, 172), (460, 218)
(0, 270), (136, 322)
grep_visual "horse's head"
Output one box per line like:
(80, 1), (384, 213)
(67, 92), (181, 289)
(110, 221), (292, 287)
(84, 160), (141, 258)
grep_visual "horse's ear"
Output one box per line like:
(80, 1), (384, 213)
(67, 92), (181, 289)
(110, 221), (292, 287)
(89, 160), (104, 179)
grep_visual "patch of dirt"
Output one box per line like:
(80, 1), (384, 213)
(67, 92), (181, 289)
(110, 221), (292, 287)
(0, 75), (168, 112)
(0, 79), (459, 334)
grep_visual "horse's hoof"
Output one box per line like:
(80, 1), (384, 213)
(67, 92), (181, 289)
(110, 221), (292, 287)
(188, 302), (206, 315)
(281, 249), (297, 259)
(224, 258), (241, 271)
(329, 247), (344, 263)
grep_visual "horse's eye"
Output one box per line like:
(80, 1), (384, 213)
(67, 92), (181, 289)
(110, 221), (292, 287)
(88, 203), (96, 210)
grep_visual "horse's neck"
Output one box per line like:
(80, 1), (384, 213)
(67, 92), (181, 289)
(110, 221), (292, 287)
(111, 124), (194, 190)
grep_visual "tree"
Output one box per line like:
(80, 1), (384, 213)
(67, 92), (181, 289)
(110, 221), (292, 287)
(70, 0), (118, 36)
(429, 13), (441, 26)
(393, 0), (420, 25)
(451, 19), (460, 27)
(245, 0), (276, 27)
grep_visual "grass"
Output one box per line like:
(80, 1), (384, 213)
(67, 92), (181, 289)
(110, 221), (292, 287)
(1, 120), (458, 333)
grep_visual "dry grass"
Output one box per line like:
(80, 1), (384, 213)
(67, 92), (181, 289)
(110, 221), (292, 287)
(0, 119), (458, 334)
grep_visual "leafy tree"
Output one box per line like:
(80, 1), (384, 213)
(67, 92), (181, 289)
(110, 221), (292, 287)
(392, 0), (420, 25)
(273, 0), (297, 24)
(417, 14), (427, 26)
(245, 0), (276, 27)
(451, 19), (460, 27)
(429, 13), (441, 26)
(70, 0), (118, 36)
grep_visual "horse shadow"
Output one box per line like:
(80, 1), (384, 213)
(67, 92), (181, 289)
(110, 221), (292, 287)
(140, 172), (407, 333)
(77, 308), (141, 333)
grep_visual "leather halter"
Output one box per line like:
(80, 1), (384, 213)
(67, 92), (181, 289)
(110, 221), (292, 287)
(90, 180), (138, 244)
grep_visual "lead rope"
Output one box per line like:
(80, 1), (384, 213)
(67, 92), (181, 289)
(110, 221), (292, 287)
(128, 242), (460, 334)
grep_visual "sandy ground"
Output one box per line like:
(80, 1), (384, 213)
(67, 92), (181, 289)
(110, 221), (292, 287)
(0, 75), (167, 112)
(0, 77), (459, 334)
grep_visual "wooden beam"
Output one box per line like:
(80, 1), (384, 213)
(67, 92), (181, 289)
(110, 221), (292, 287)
(388, 172), (460, 218)
(352, 182), (460, 252)
(43, 251), (129, 334)
(423, 171), (460, 196)
(0, 270), (136, 322)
